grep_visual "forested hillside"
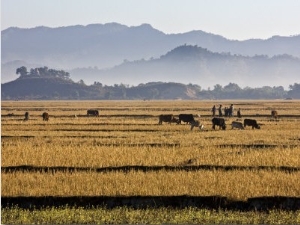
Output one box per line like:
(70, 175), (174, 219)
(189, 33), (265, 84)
(2, 67), (300, 100)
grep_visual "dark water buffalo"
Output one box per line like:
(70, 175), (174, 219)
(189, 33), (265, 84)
(231, 121), (244, 130)
(212, 117), (226, 130)
(244, 119), (260, 129)
(42, 112), (49, 121)
(158, 114), (178, 124)
(271, 110), (278, 119)
(87, 109), (99, 117)
(24, 112), (29, 121)
(177, 114), (195, 124)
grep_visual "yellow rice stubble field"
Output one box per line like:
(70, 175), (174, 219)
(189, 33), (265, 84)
(1, 100), (300, 201)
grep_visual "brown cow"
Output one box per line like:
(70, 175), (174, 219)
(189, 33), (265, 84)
(42, 112), (49, 121)
(158, 114), (178, 125)
(24, 112), (29, 121)
(271, 110), (278, 119)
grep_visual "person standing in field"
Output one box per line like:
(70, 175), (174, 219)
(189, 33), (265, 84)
(218, 105), (223, 117)
(224, 107), (228, 117)
(237, 108), (242, 118)
(229, 104), (234, 117)
(212, 105), (216, 117)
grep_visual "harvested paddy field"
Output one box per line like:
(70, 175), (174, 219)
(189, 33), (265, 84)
(1, 100), (300, 224)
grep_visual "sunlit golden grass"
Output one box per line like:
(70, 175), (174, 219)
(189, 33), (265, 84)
(2, 170), (300, 200)
(1, 100), (300, 201)
(2, 138), (300, 168)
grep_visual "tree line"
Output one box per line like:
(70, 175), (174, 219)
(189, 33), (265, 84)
(16, 66), (70, 80)
(101, 82), (300, 99)
(9, 66), (300, 100)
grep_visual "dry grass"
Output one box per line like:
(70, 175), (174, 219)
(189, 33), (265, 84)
(1, 100), (300, 201)
(2, 139), (300, 168)
(2, 170), (300, 200)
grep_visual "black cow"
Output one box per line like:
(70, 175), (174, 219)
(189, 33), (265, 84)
(42, 112), (49, 121)
(87, 109), (99, 117)
(212, 117), (226, 130)
(244, 119), (260, 129)
(177, 114), (195, 124)
(158, 114), (178, 125)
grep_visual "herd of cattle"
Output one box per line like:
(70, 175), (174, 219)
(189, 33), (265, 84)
(20, 109), (278, 131)
(158, 113), (262, 130)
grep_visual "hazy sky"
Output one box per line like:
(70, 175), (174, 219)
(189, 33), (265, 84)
(2, 0), (300, 40)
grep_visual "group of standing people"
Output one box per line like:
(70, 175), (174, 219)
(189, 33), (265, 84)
(212, 104), (241, 118)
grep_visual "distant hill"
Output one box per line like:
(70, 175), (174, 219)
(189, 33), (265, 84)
(1, 76), (202, 100)
(2, 23), (300, 85)
(70, 45), (300, 89)
(1, 76), (96, 100)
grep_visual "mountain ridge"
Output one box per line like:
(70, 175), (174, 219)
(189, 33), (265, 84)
(69, 45), (300, 89)
(2, 23), (300, 86)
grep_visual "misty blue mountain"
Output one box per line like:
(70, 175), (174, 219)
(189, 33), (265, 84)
(70, 45), (300, 89)
(1, 23), (300, 88)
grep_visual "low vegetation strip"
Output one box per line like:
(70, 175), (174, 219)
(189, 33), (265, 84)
(2, 196), (300, 211)
(2, 165), (300, 173)
(2, 206), (299, 225)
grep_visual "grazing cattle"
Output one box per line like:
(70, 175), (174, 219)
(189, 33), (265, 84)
(87, 109), (99, 117)
(231, 121), (244, 130)
(42, 112), (49, 121)
(271, 110), (278, 119)
(24, 112), (29, 121)
(158, 114), (178, 125)
(177, 114), (195, 124)
(212, 117), (226, 130)
(244, 119), (260, 129)
(190, 120), (204, 130)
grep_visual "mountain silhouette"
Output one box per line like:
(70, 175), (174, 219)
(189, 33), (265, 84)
(70, 45), (300, 88)
(2, 23), (300, 87)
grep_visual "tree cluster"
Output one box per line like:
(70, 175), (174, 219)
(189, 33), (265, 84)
(288, 83), (300, 98)
(202, 83), (287, 99)
(16, 66), (70, 80)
